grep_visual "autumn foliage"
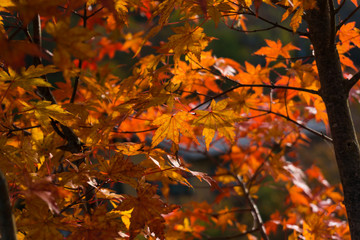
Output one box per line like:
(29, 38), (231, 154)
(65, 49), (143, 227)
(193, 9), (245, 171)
(0, 0), (359, 239)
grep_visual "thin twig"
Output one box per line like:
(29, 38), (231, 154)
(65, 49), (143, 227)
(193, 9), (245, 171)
(0, 125), (41, 133)
(336, 5), (360, 31)
(59, 185), (95, 214)
(244, 9), (308, 36)
(116, 128), (158, 134)
(229, 25), (277, 33)
(190, 79), (319, 111)
(70, 4), (87, 103)
(335, 0), (346, 14)
(264, 55), (314, 61)
(201, 152), (268, 240)
(249, 107), (333, 142)
(190, 85), (240, 111)
(87, 7), (104, 18)
(8, 27), (21, 40)
(233, 174), (269, 240)
(23, 26), (33, 43)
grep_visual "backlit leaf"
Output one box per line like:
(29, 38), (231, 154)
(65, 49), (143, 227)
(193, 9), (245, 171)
(151, 111), (198, 147)
(193, 99), (238, 149)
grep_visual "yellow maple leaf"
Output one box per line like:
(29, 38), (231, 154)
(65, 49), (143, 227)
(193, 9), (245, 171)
(164, 23), (211, 65)
(290, 7), (304, 32)
(193, 99), (238, 149)
(152, 0), (177, 25)
(0, 65), (58, 90)
(151, 111), (198, 147)
(21, 100), (74, 126)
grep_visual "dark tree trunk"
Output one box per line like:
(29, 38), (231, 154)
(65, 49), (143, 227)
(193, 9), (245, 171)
(305, 1), (360, 238)
(0, 170), (17, 240)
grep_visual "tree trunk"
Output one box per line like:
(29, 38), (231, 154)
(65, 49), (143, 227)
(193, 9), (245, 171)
(305, 1), (360, 238)
(0, 170), (17, 240)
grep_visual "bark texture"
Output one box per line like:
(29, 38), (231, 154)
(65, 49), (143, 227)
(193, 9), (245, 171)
(305, 1), (360, 238)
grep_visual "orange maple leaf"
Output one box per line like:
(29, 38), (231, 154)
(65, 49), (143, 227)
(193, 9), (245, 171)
(254, 39), (299, 65)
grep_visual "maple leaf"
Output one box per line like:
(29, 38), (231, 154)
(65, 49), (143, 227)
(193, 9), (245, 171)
(96, 0), (129, 25)
(163, 23), (212, 64)
(0, 64), (58, 90)
(21, 173), (70, 214)
(211, 207), (236, 231)
(65, 205), (127, 240)
(116, 142), (144, 155)
(97, 37), (123, 59)
(16, 198), (67, 239)
(167, 154), (218, 188)
(338, 22), (360, 49)
(254, 39), (299, 65)
(152, 0), (177, 25)
(151, 111), (198, 147)
(21, 100), (74, 126)
(117, 180), (178, 239)
(290, 7), (304, 32)
(97, 154), (144, 187)
(193, 99), (238, 149)
(140, 149), (194, 191)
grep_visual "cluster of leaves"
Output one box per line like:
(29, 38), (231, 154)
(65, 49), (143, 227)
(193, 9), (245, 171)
(0, 0), (359, 239)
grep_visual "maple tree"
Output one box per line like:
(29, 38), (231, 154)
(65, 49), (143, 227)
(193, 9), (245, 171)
(1, 0), (360, 239)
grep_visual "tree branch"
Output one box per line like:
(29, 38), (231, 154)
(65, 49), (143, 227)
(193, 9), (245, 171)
(233, 174), (269, 240)
(32, 13), (97, 214)
(334, 0), (346, 14)
(244, 9), (308, 36)
(346, 71), (360, 92)
(115, 128), (158, 134)
(229, 25), (277, 33)
(202, 152), (268, 240)
(33, 14), (82, 151)
(190, 85), (240, 111)
(190, 79), (319, 111)
(249, 107), (333, 142)
(87, 6), (104, 18)
(0, 124), (41, 137)
(336, 5), (360, 31)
